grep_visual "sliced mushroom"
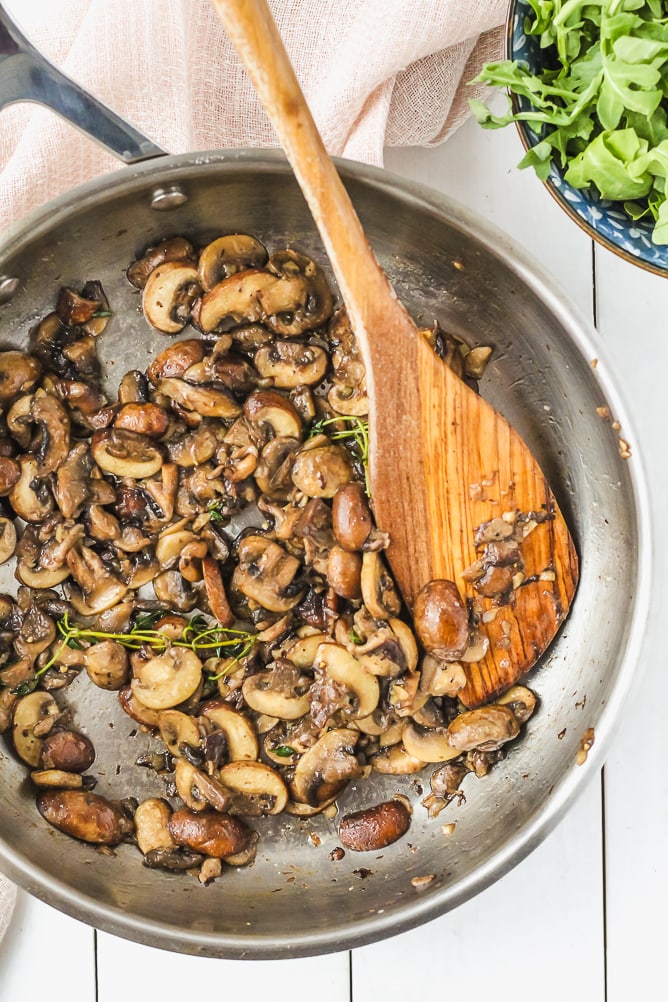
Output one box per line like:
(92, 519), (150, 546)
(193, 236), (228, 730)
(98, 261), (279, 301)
(30, 769), (84, 790)
(56, 285), (101, 327)
(291, 440), (354, 499)
(495, 685), (538, 726)
(167, 425), (219, 467)
(261, 250), (333, 336)
(142, 261), (201, 334)
(218, 761), (288, 816)
(131, 647), (203, 710)
(447, 705), (520, 753)
(327, 383), (369, 417)
(199, 269), (276, 333)
(283, 630), (328, 669)
(134, 798), (176, 855)
(244, 389), (302, 440)
(157, 377), (241, 419)
(12, 691), (60, 766)
(14, 524), (75, 589)
(419, 656), (467, 698)
(370, 744), (426, 775)
(232, 535), (305, 613)
(201, 557), (235, 626)
(118, 684), (162, 729)
(159, 709), (202, 759)
(30, 392), (71, 475)
(360, 551), (401, 620)
(54, 442), (93, 518)
(144, 463), (178, 521)
(91, 428), (164, 479)
(0, 456), (20, 497)
(0, 517), (17, 565)
(127, 237), (196, 289)
(14, 603), (56, 662)
(173, 758), (232, 813)
(84, 640), (129, 690)
(0, 351), (41, 407)
(200, 699), (259, 762)
(291, 728), (361, 807)
(402, 721), (461, 764)
(242, 667), (311, 721)
(153, 570), (198, 612)
(66, 545), (128, 615)
(198, 234), (268, 291)
(254, 437), (300, 500)
(254, 341), (328, 388)
(114, 402), (169, 438)
(147, 338), (207, 385)
(313, 643), (380, 720)
(9, 456), (54, 523)
(156, 525), (199, 570)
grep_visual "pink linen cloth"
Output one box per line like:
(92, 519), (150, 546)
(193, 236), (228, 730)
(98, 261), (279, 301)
(0, 0), (506, 939)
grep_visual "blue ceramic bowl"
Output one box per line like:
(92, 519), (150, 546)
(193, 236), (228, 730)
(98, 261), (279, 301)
(506, 1), (668, 276)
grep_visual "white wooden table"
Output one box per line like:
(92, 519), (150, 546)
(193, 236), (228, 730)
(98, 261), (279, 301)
(0, 113), (663, 1002)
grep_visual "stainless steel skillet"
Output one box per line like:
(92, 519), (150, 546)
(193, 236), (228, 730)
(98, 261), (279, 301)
(0, 4), (652, 958)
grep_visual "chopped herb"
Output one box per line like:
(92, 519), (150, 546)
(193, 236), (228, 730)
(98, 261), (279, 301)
(348, 628), (364, 645)
(92, 309), (114, 318)
(273, 745), (297, 758)
(206, 501), (226, 522)
(10, 678), (38, 697)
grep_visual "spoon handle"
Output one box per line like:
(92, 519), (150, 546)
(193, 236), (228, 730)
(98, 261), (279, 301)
(209, 0), (417, 366)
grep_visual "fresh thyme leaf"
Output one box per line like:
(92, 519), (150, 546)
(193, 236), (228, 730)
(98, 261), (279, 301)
(206, 501), (226, 522)
(11, 678), (38, 697)
(132, 610), (164, 631)
(92, 310), (114, 318)
(348, 628), (364, 645)
(273, 745), (297, 757)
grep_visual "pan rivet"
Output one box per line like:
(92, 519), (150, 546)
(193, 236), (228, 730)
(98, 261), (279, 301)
(150, 186), (189, 211)
(0, 276), (20, 304)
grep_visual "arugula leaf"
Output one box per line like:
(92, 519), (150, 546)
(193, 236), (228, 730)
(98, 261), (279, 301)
(470, 0), (668, 244)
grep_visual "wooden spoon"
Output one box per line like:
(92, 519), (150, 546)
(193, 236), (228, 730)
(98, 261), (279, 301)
(210, 0), (579, 707)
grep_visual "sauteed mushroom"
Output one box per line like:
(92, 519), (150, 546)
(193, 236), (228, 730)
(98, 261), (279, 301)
(0, 231), (531, 880)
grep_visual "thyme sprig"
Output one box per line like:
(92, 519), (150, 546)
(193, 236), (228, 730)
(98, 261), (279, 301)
(18, 611), (256, 694)
(310, 414), (370, 495)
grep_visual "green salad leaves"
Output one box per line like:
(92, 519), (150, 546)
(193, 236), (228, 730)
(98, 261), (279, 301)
(470, 0), (668, 243)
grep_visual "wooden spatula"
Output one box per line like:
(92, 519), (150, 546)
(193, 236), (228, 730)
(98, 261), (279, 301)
(211, 0), (578, 708)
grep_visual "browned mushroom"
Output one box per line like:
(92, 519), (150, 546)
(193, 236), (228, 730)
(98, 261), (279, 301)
(261, 250), (333, 336)
(254, 341), (328, 388)
(0, 351), (41, 407)
(127, 237), (196, 289)
(199, 269), (276, 334)
(198, 234), (268, 291)
(91, 428), (164, 479)
(142, 262), (202, 335)
(66, 545), (128, 615)
(232, 536), (305, 613)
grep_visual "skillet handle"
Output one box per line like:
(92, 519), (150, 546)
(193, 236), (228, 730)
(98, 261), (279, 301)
(0, 3), (167, 163)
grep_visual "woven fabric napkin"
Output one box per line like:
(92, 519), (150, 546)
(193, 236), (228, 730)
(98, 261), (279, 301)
(0, 0), (506, 937)
(0, 0), (506, 230)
